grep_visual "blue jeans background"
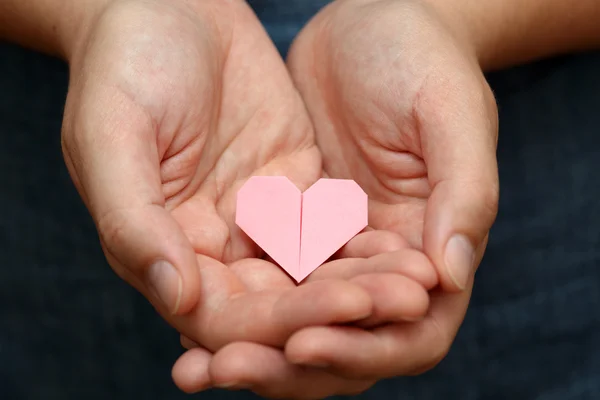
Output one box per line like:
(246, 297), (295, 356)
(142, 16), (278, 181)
(1, 1), (599, 399)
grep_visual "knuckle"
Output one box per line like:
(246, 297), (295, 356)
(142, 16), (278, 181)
(456, 178), (500, 229)
(479, 182), (500, 222)
(97, 209), (129, 250)
(95, 208), (141, 274)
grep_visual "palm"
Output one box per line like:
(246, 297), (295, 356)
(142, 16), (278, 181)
(162, 1), (335, 350)
(162, 6), (319, 262)
(65, 0), (373, 352)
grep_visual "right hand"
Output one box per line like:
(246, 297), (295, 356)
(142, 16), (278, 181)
(61, 0), (378, 350)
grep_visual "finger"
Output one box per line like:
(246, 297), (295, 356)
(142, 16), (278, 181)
(209, 342), (374, 399)
(419, 69), (499, 292)
(171, 255), (374, 350)
(286, 280), (473, 379)
(349, 273), (430, 327)
(192, 277), (373, 349)
(230, 255), (432, 332)
(338, 230), (409, 259)
(172, 347), (213, 394)
(307, 249), (439, 290)
(63, 90), (200, 315)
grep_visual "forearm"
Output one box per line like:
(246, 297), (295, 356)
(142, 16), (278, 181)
(0, 0), (107, 59)
(427, 0), (600, 71)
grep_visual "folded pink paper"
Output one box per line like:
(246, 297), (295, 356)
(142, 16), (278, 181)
(236, 177), (368, 282)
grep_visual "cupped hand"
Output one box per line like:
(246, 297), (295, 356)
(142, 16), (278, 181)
(61, 0), (385, 353)
(282, 0), (500, 380)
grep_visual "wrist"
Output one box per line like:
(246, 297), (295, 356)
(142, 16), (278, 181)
(0, 0), (113, 60)
(420, 0), (487, 67)
(422, 0), (600, 71)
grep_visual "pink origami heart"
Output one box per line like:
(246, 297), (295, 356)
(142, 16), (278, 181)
(236, 177), (368, 282)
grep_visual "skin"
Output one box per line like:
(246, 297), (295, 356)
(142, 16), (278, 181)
(61, 0), (438, 354)
(173, 0), (600, 397)
(175, 1), (498, 396)
(422, 0), (600, 70)
(1, 0), (600, 398)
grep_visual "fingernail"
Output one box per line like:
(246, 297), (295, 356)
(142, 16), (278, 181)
(147, 260), (182, 314)
(444, 234), (475, 290)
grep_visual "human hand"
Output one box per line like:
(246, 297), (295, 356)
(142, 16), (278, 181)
(283, 0), (499, 385)
(61, 0), (388, 354)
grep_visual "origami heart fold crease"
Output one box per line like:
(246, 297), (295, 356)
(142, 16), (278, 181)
(236, 177), (368, 282)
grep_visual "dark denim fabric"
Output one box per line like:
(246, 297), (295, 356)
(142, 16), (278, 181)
(1, 1), (599, 399)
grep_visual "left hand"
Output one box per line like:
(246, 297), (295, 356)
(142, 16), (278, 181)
(283, 0), (499, 379)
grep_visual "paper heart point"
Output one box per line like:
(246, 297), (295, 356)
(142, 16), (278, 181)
(236, 177), (368, 283)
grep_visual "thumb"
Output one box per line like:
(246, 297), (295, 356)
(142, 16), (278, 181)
(62, 89), (200, 315)
(420, 71), (499, 292)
